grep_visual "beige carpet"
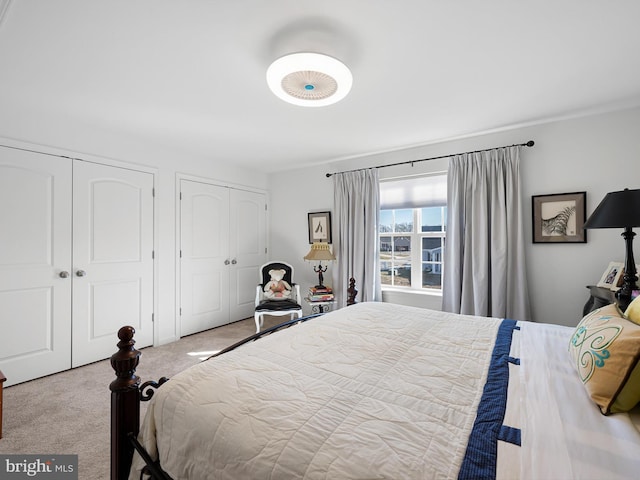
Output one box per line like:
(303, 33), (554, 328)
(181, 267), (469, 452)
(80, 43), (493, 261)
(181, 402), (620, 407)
(0, 316), (284, 480)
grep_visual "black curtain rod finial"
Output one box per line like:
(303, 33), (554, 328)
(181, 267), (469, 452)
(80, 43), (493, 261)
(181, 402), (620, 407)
(526, 140), (535, 147)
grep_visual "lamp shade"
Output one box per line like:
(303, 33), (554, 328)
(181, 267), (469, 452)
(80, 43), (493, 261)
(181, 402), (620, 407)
(584, 188), (640, 229)
(304, 242), (336, 262)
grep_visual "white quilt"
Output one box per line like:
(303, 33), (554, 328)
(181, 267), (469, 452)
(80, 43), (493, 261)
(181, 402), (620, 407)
(131, 302), (505, 479)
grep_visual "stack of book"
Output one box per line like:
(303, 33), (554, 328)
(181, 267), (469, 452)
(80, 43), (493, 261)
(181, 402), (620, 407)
(308, 286), (334, 302)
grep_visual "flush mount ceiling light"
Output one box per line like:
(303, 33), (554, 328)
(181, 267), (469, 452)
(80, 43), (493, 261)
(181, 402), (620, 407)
(266, 52), (353, 107)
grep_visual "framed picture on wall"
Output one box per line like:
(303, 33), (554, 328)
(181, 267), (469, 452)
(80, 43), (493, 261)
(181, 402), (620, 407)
(532, 191), (587, 243)
(308, 211), (332, 244)
(597, 261), (625, 290)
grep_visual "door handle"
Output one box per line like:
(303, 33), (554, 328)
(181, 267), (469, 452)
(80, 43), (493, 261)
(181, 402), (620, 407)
(231, 259), (237, 265)
(224, 259), (230, 265)
(59, 271), (70, 278)
(76, 270), (87, 277)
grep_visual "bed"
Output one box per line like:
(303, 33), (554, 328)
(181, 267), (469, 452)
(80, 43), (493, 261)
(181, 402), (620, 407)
(110, 299), (640, 480)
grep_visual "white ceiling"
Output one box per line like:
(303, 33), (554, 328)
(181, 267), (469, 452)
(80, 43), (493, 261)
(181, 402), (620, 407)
(1, 1), (639, 173)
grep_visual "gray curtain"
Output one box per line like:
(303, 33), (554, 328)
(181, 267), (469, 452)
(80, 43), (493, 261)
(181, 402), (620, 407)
(333, 169), (382, 306)
(442, 146), (531, 321)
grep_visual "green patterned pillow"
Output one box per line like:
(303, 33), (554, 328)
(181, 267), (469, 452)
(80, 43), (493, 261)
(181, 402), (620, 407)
(568, 303), (640, 415)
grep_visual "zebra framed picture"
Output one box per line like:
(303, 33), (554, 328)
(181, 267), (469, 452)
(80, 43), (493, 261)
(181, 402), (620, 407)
(532, 191), (587, 243)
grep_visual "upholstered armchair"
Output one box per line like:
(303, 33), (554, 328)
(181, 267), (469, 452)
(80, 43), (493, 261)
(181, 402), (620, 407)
(254, 261), (303, 333)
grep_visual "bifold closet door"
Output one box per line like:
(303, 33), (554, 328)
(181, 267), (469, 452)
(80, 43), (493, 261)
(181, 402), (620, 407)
(0, 149), (72, 386)
(71, 161), (154, 367)
(228, 188), (266, 321)
(180, 180), (230, 336)
(179, 181), (267, 336)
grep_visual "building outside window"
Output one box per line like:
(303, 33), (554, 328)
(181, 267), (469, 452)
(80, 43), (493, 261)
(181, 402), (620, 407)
(379, 174), (447, 292)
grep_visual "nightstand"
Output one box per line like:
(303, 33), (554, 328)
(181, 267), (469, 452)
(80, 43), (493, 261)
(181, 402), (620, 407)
(304, 297), (336, 314)
(583, 285), (616, 316)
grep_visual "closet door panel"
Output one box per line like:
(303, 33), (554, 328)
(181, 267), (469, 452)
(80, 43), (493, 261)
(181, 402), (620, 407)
(180, 180), (230, 335)
(72, 161), (154, 367)
(0, 149), (72, 386)
(229, 189), (267, 321)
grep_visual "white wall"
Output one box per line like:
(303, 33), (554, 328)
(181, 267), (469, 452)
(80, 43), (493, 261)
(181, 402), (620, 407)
(267, 163), (333, 315)
(269, 106), (640, 327)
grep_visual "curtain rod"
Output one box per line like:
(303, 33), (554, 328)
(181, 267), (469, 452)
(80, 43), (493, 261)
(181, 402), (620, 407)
(325, 140), (535, 178)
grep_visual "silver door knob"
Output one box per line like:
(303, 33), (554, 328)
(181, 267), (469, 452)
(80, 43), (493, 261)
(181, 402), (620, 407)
(59, 271), (69, 278)
(224, 259), (230, 265)
(231, 259), (237, 265)
(76, 270), (86, 277)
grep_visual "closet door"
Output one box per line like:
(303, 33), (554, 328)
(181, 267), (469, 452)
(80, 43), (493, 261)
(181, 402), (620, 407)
(229, 189), (267, 321)
(0, 149), (72, 386)
(71, 161), (154, 367)
(180, 180), (230, 336)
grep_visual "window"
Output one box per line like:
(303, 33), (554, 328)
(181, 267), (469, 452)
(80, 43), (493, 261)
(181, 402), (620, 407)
(379, 174), (447, 292)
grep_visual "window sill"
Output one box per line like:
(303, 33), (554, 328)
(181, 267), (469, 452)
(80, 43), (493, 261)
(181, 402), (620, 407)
(381, 288), (443, 310)
(381, 287), (442, 297)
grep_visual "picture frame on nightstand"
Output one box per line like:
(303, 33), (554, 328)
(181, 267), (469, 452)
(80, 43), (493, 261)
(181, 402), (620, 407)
(597, 261), (624, 291)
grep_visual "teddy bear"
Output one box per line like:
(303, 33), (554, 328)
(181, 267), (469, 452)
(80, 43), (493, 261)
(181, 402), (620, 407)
(263, 268), (292, 300)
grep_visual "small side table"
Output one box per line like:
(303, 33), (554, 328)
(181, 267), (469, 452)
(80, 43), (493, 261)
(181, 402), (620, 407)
(0, 369), (6, 439)
(583, 285), (616, 316)
(305, 298), (336, 314)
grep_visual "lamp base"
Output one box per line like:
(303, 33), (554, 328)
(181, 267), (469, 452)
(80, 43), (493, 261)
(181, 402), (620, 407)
(617, 227), (639, 312)
(313, 264), (328, 289)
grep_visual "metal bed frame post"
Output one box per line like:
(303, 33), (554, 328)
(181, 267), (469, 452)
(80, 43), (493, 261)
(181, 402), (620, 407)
(109, 326), (141, 480)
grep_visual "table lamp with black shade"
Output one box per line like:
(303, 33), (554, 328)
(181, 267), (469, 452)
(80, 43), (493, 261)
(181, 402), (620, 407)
(584, 188), (640, 311)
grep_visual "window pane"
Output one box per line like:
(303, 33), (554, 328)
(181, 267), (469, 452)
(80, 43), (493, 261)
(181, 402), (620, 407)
(422, 237), (442, 289)
(380, 236), (392, 285)
(380, 236), (392, 252)
(391, 236), (411, 286)
(380, 210), (393, 233)
(392, 236), (411, 259)
(394, 209), (413, 232)
(422, 268), (442, 289)
(380, 259), (392, 285)
(394, 261), (411, 287)
(443, 206), (447, 232)
(421, 207), (441, 232)
(421, 238), (442, 261)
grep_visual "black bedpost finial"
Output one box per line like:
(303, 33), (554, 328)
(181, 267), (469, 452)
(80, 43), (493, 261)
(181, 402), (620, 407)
(347, 277), (358, 306)
(110, 326), (140, 391)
